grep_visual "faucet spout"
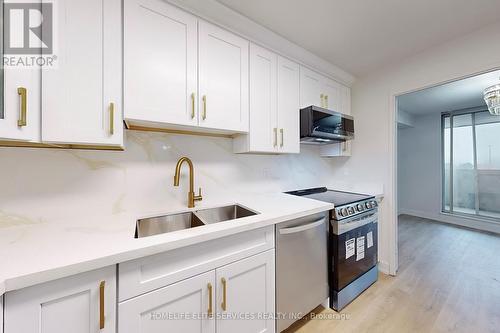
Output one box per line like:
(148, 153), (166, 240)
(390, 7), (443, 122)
(173, 157), (202, 208)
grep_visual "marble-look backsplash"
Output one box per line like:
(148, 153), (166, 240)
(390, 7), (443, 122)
(0, 130), (373, 227)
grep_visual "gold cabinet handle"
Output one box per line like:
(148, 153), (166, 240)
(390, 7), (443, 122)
(325, 95), (329, 108)
(109, 103), (115, 135)
(207, 283), (213, 317)
(280, 128), (284, 148)
(190, 93), (195, 119)
(221, 277), (227, 311)
(99, 281), (105, 329)
(17, 87), (27, 127)
(202, 95), (207, 120)
(320, 93), (324, 107)
(273, 128), (278, 147)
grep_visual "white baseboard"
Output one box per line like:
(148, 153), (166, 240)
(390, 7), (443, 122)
(399, 208), (500, 235)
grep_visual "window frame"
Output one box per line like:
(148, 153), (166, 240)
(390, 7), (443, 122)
(441, 108), (500, 222)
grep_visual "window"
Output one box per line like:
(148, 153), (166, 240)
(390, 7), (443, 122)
(442, 110), (500, 220)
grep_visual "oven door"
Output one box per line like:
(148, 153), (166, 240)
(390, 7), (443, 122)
(330, 211), (378, 291)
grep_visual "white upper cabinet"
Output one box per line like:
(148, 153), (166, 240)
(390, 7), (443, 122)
(322, 77), (341, 112)
(0, 68), (40, 142)
(299, 66), (323, 109)
(340, 84), (352, 115)
(235, 44), (277, 153)
(233, 45), (299, 154)
(276, 56), (300, 154)
(198, 21), (249, 132)
(41, 0), (123, 147)
(4, 266), (116, 333)
(124, 0), (198, 128)
(299, 65), (349, 113)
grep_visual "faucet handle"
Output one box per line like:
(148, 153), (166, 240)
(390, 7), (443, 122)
(195, 187), (203, 201)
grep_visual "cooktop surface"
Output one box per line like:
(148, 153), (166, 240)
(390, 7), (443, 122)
(286, 187), (373, 207)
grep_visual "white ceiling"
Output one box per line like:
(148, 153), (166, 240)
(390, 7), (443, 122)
(216, 0), (500, 76)
(398, 70), (500, 115)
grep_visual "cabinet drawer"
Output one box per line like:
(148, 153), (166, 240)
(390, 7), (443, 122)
(119, 226), (274, 301)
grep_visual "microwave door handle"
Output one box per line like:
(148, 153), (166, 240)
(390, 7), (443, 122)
(279, 218), (325, 235)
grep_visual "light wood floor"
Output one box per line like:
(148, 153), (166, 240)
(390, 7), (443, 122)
(284, 215), (500, 333)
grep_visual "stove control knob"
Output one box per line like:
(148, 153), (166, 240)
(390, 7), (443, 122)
(348, 207), (355, 215)
(371, 200), (377, 207)
(365, 202), (372, 209)
(340, 208), (348, 217)
(357, 204), (364, 212)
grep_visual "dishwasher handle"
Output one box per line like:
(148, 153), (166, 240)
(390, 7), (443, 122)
(278, 218), (325, 235)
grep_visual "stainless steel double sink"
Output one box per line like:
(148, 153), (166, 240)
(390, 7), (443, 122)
(135, 204), (259, 238)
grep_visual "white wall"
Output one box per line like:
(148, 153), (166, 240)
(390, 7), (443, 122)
(398, 113), (442, 214)
(331, 20), (500, 274)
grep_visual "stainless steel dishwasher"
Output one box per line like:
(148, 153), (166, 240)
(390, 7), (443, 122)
(275, 212), (328, 332)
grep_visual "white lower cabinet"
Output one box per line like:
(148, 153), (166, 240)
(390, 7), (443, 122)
(119, 271), (216, 333)
(4, 266), (116, 333)
(216, 250), (275, 333)
(119, 249), (275, 333)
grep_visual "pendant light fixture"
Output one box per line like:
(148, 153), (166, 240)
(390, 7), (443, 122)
(484, 81), (500, 115)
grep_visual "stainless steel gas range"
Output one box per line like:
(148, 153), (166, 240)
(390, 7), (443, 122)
(286, 187), (379, 311)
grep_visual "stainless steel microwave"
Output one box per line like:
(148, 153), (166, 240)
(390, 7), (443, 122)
(299, 105), (354, 145)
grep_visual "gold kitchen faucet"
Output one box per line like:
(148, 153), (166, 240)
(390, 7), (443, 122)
(173, 157), (203, 208)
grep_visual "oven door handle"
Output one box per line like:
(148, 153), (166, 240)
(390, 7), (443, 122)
(336, 212), (378, 235)
(279, 218), (325, 235)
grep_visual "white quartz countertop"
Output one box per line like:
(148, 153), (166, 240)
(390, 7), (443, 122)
(0, 193), (334, 295)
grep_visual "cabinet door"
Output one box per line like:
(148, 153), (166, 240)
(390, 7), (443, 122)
(216, 250), (275, 333)
(41, 0), (122, 146)
(199, 21), (249, 132)
(4, 267), (116, 333)
(124, 0), (197, 127)
(0, 66), (40, 142)
(248, 44), (277, 152)
(320, 140), (351, 157)
(322, 77), (341, 112)
(277, 56), (300, 154)
(119, 271), (215, 333)
(340, 85), (351, 115)
(299, 66), (322, 108)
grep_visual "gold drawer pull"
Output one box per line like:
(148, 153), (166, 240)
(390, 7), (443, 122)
(207, 283), (213, 317)
(273, 128), (278, 147)
(99, 281), (105, 329)
(320, 93), (324, 107)
(191, 93), (195, 119)
(280, 128), (284, 148)
(109, 103), (115, 135)
(325, 95), (329, 108)
(221, 277), (227, 311)
(17, 87), (27, 127)
(202, 95), (207, 120)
